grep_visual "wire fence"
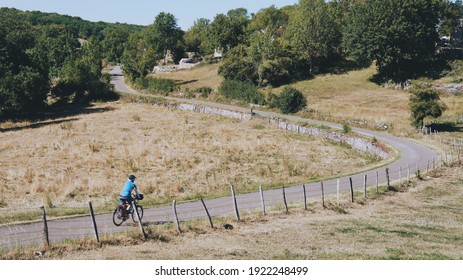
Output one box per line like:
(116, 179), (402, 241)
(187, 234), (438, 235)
(0, 148), (460, 252)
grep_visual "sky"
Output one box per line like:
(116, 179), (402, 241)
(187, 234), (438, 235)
(0, 0), (299, 30)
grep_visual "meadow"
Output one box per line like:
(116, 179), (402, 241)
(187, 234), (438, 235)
(0, 101), (380, 213)
(154, 63), (463, 136)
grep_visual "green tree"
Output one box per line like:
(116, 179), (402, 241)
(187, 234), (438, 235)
(32, 24), (80, 78)
(248, 29), (294, 86)
(0, 9), (49, 115)
(145, 12), (184, 64)
(218, 45), (258, 84)
(121, 33), (155, 80)
(285, 0), (340, 74)
(51, 38), (114, 104)
(184, 18), (212, 56)
(209, 8), (250, 53)
(101, 28), (130, 63)
(439, 0), (463, 46)
(409, 82), (447, 128)
(247, 5), (289, 33)
(344, 0), (441, 79)
(278, 86), (307, 114)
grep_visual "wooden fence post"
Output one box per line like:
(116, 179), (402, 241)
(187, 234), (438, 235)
(133, 201), (146, 239)
(363, 174), (367, 199)
(172, 200), (181, 234)
(336, 179), (340, 205)
(399, 166), (402, 187)
(230, 184), (240, 221)
(459, 146), (461, 164)
(200, 198), (214, 229)
(259, 184), (266, 215)
(88, 201), (99, 243)
(349, 177), (354, 203)
(40, 206), (49, 247)
(303, 184), (307, 210)
(320, 182), (325, 208)
(282, 186), (289, 213)
(376, 171), (379, 194)
(386, 168), (390, 189)
(407, 163), (411, 183)
(416, 162), (420, 178)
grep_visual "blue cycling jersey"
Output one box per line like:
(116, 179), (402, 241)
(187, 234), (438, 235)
(120, 180), (137, 197)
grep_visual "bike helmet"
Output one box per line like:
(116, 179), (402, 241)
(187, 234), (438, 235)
(128, 174), (136, 181)
(137, 193), (144, 200)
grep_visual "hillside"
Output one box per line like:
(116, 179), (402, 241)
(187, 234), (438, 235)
(151, 63), (463, 135)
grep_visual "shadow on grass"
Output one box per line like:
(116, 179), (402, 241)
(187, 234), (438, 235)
(428, 122), (463, 133)
(175, 79), (199, 86)
(0, 104), (116, 132)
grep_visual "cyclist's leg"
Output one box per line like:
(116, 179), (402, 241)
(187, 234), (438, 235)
(119, 196), (129, 217)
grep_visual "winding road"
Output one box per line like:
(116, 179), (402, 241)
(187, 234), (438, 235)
(0, 66), (438, 250)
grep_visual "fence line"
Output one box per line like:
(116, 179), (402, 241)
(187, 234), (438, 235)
(1, 155), (461, 251)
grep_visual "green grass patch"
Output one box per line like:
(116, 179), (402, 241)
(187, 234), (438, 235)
(385, 248), (407, 260)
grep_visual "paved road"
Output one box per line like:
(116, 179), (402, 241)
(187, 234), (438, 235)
(0, 67), (437, 250)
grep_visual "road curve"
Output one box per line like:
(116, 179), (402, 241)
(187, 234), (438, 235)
(0, 67), (438, 250)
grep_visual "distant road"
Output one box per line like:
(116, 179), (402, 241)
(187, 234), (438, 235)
(0, 67), (438, 250)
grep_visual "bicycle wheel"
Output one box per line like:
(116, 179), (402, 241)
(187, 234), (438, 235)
(112, 206), (124, 226)
(131, 205), (144, 223)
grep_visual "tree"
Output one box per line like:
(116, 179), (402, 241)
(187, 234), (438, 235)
(0, 9), (49, 116)
(145, 12), (184, 64)
(218, 45), (258, 84)
(209, 8), (250, 53)
(121, 33), (155, 80)
(344, 0), (441, 79)
(184, 18), (212, 56)
(439, 0), (463, 46)
(278, 86), (307, 114)
(247, 5), (289, 33)
(409, 82), (447, 128)
(101, 28), (130, 63)
(32, 24), (80, 78)
(285, 0), (340, 75)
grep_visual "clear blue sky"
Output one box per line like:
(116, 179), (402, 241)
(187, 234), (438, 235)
(0, 0), (298, 30)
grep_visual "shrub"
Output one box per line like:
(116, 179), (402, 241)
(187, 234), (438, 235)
(409, 81), (447, 128)
(447, 60), (463, 83)
(193, 87), (213, 98)
(133, 76), (178, 96)
(277, 86), (307, 114)
(218, 80), (266, 105)
(343, 123), (351, 133)
(266, 92), (280, 109)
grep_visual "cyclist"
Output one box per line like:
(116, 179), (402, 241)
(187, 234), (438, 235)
(119, 174), (141, 217)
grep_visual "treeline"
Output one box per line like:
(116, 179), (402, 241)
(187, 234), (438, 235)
(1, 1), (463, 117)
(124, 0), (462, 86)
(0, 8), (144, 117)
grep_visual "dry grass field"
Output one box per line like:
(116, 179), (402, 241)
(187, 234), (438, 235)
(0, 101), (380, 212)
(155, 63), (463, 136)
(290, 66), (463, 136)
(151, 63), (223, 91)
(10, 163), (461, 260)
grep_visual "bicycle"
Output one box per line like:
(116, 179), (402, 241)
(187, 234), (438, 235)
(112, 193), (144, 226)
